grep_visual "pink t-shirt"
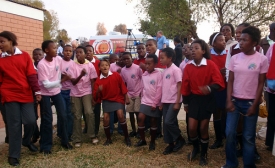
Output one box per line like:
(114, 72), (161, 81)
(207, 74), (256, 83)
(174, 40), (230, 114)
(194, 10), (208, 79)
(60, 59), (74, 90)
(179, 59), (192, 74)
(141, 70), (163, 107)
(121, 63), (143, 97)
(38, 56), (62, 96)
(68, 60), (98, 97)
(110, 62), (121, 73)
(161, 63), (183, 103)
(228, 52), (268, 99)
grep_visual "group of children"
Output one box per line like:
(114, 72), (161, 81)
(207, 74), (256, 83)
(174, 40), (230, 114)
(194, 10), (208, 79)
(0, 22), (273, 167)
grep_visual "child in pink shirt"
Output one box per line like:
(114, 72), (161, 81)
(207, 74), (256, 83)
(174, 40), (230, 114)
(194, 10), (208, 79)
(135, 54), (162, 151)
(224, 26), (268, 168)
(67, 46), (98, 147)
(121, 52), (143, 137)
(159, 47), (185, 155)
(110, 54), (123, 73)
(60, 45), (74, 141)
(38, 40), (72, 154)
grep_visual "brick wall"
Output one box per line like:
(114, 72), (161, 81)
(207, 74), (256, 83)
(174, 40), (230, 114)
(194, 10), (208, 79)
(0, 11), (43, 128)
(0, 11), (43, 55)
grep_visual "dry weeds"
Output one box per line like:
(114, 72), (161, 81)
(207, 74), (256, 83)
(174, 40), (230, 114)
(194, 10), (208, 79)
(0, 121), (274, 168)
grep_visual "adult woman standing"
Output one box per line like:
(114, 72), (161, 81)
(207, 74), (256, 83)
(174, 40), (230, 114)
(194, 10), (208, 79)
(0, 31), (41, 166)
(220, 23), (238, 51)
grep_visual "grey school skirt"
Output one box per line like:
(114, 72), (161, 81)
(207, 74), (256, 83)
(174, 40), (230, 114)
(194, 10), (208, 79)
(102, 100), (124, 113)
(139, 104), (161, 118)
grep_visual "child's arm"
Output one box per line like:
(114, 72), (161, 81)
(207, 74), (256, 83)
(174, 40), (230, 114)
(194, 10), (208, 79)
(226, 71), (235, 112)
(173, 81), (182, 111)
(90, 78), (96, 105)
(125, 94), (130, 105)
(71, 69), (86, 85)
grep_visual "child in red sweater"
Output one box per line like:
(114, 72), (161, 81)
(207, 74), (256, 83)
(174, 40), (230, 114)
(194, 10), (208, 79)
(209, 32), (227, 149)
(93, 59), (131, 146)
(181, 39), (225, 166)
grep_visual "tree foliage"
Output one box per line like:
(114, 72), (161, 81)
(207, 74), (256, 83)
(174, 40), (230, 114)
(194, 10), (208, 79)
(113, 24), (128, 34)
(190, 0), (275, 28)
(15, 0), (63, 41)
(96, 22), (107, 35)
(55, 29), (71, 43)
(129, 0), (198, 40)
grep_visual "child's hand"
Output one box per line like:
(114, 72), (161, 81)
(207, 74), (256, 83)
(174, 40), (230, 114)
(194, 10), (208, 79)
(173, 103), (180, 111)
(159, 106), (163, 111)
(91, 97), (96, 106)
(117, 68), (121, 73)
(184, 106), (188, 113)
(151, 106), (156, 111)
(125, 97), (130, 105)
(226, 99), (235, 112)
(220, 68), (226, 76)
(36, 94), (42, 102)
(81, 69), (87, 76)
(199, 86), (211, 95)
(246, 104), (257, 116)
(98, 85), (103, 92)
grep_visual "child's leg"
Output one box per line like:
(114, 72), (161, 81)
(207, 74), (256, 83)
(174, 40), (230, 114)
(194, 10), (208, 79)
(150, 117), (157, 143)
(117, 109), (129, 138)
(71, 97), (83, 143)
(199, 119), (210, 165)
(210, 108), (223, 149)
(103, 112), (111, 140)
(82, 108), (88, 133)
(187, 117), (200, 160)
(117, 107), (126, 134)
(0, 100), (9, 143)
(109, 112), (115, 134)
(137, 112), (146, 141)
(94, 103), (101, 136)
(82, 95), (96, 139)
(129, 113), (137, 133)
(61, 90), (73, 139)
(236, 115), (244, 156)
(39, 95), (54, 152)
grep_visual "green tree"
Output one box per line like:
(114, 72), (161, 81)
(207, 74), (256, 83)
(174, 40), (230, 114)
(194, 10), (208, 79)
(190, 0), (275, 27)
(15, 0), (61, 40)
(113, 24), (128, 34)
(129, 0), (198, 40)
(55, 29), (71, 43)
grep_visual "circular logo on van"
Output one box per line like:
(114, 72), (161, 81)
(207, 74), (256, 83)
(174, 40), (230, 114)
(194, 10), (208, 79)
(94, 40), (113, 54)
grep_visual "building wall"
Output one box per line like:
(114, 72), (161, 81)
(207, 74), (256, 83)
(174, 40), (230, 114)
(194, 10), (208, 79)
(0, 0), (44, 128)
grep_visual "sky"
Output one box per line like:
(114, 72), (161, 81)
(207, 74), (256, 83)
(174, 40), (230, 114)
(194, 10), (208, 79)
(43, 0), (217, 42)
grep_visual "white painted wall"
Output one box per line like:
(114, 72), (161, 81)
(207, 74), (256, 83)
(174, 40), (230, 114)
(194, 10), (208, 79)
(0, 0), (44, 21)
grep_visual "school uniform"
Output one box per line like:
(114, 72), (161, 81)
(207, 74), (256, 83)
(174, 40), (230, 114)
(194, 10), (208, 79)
(121, 64), (143, 112)
(90, 57), (101, 135)
(0, 48), (39, 159)
(93, 71), (128, 112)
(140, 70), (162, 117)
(225, 51), (268, 168)
(60, 59), (74, 139)
(38, 56), (68, 152)
(210, 48), (227, 145)
(68, 60), (98, 143)
(110, 62), (122, 73)
(181, 58), (225, 120)
(265, 44), (275, 149)
(161, 63), (183, 144)
(154, 49), (167, 70)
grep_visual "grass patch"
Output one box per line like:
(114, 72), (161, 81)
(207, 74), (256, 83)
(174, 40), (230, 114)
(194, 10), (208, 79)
(0, 121), (274, 168)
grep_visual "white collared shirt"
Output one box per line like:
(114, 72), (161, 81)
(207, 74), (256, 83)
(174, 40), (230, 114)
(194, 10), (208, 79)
(100, 71), (113, 79)
(154, 49), (160, 57)
(1, 47), (22, 58)
(267, 35), (274, 46)
(210, 48), (227, 55)
(190, 57), (207, 67)
(91, 57), (96, 63)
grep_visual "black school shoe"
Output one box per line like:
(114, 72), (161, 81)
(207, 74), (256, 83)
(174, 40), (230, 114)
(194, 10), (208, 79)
(187, 147), (200, 161)
(199, 155), (208, 166)
(125, 137), (132, 147)
(173, 139), (186, 152)
(149, 142), (156, 151)
(135, 140), (147, 147)
(40, 150), (52, 155)
(61, 143), (73, 150)
(163, 145), (174, 155)
(209, 140), (223, 149)
(8, 157), (19, 166)
(129, 131), (137, 137)
(103, 139), (113, 146)
(23, 143), (38, 152)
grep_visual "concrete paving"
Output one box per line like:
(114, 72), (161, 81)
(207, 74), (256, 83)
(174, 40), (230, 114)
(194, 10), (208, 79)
(0, 106), (267, 145)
